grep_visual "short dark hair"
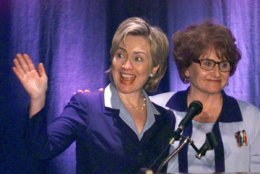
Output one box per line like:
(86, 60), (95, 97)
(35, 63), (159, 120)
(172, 21), (241, 83)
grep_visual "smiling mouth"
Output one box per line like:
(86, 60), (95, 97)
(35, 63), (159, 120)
(120, 73), (136, 85)
(207, 79), (221, 82)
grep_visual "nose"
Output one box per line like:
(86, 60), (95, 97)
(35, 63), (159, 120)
(122, 59), (133, 70)
(212, 64), (220, 77)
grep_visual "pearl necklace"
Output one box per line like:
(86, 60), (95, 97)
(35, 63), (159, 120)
(126, 94), (147, 110)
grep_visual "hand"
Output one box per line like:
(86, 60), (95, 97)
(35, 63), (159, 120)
(12, 53), (48, 99)
(12, 53), (48, 117)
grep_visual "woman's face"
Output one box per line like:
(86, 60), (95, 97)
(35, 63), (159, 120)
(185, 49), (230, 95)
(111, 35), (158, 94)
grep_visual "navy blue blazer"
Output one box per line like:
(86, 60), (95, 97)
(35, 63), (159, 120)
(26, 87), (175, 174)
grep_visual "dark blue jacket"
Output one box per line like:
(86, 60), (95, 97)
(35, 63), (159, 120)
(26, 88), (175, 174)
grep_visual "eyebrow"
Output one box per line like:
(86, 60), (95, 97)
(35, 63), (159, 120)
(117, 46), (148, 56)
(117, 47), (126, 52)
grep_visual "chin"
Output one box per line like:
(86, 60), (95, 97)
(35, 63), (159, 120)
(117, 86), (135, 94)
(203, 84), (224, 92)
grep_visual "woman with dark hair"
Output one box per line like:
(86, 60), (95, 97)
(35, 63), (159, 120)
(151, 21), (260, 173)
(12, 17), (174, 173)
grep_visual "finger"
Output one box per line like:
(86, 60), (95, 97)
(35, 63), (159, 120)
(38, 63), (47, 78)
(13, 58), (26, 75)
(12, 66), (24, 81)
(16, 53), (30, 73)
(23, 54), (36, 71)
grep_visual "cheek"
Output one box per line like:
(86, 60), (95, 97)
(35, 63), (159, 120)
(222, 74), (230, 83)
(189, 68), (204, 80)
(136, 66), (150, 77)
(200, 71), (209, 79)
(111, 60), (120, 78)
(139, 62), (153, 74)
(111, 59), (121, 71)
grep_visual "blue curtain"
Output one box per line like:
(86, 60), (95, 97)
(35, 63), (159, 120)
(0, 0), (259, 173)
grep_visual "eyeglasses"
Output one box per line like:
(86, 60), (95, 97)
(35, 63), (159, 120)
(193, 59), (232, 72)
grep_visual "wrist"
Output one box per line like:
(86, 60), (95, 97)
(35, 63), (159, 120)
(29, 95), (46, 118)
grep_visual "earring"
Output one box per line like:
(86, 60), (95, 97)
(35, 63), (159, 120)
(149, 73), (154, 77)
(184, 76), (190, 83)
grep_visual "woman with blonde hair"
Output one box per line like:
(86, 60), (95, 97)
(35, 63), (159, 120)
(13, 17), (174, 173)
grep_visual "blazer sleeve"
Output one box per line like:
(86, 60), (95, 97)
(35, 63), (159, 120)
(25, 93), (89, 160)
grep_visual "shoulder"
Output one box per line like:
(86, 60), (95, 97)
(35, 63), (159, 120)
(237, 99), (259, 111)
(237, 100), (260, 116)
(237, 99), (260, 121)
(149, 92), (176, 108)
(152, 102), (171, 114)
(69, 88), (104, 110)
(236, 100), (260, 149)
(235, 99), (260, 138)
(151, 100), (176, 127)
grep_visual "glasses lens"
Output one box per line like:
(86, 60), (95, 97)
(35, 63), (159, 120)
(200, 59), (214, 70)
(219, 61), (231, 72)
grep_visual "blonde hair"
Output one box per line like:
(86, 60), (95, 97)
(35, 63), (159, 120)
(109, 17), (169, 92)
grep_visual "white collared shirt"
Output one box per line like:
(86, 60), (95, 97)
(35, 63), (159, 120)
(104, 83), (159, 140)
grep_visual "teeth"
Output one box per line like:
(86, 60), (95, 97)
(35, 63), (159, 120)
(121, 74), (134, 78)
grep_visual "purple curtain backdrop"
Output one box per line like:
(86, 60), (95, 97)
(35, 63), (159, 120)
(0, 0), (259, 174)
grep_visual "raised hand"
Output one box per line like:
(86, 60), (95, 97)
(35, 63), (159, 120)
(12, 53), (48, 117)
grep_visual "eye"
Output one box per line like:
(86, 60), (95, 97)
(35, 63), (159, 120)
(117, 53), (124, 58)
(135, 56), (143, 62)
(220, 61), (230, 68)
(202, 59), (213, 67)
(115, 51), (125, 59)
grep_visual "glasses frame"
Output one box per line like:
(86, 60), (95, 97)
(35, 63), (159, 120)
(193, 59), (233, 72)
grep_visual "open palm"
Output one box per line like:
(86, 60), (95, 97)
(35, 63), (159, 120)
(12, 54), (48, 100)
